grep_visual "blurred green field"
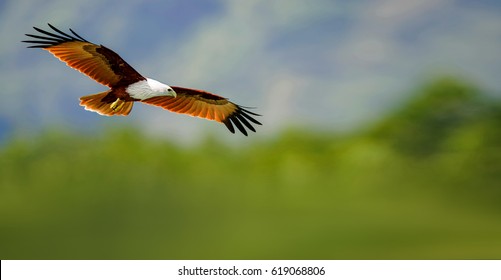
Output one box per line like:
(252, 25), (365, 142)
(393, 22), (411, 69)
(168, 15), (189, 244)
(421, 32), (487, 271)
(1, 77), (501, 259)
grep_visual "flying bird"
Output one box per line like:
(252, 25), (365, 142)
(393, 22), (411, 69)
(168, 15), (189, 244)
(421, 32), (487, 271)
(22, 24), (261, 135)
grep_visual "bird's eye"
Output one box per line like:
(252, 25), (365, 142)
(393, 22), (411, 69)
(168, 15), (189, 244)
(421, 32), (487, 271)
(168, 89), (172, 92)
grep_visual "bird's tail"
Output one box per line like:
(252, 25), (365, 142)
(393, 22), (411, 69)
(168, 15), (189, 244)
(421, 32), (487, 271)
(79, 91), (133, 116)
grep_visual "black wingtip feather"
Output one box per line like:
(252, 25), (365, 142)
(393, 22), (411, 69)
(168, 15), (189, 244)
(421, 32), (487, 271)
(70, 28), (88, 42)
(235, 114), (256, 133)
(47, 23), (74, 39)
(223, 119), (236, 134)
(240, 106), (262, 116)
(230, 115), (248, 136)
(220, 105), (262, 136)
(32, 26), (67, 40)
(23, 23), (89, 48)
(239, 110), (262, 125)
(25, 45), (49, 48)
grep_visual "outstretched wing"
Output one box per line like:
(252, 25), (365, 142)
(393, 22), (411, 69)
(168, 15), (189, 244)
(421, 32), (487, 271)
(142, 86), (262, 136)
(22, 23), (145, 87)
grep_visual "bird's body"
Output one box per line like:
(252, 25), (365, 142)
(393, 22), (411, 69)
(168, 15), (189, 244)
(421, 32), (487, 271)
(79, 78), (173, 116)
(23, 24), (261, 135)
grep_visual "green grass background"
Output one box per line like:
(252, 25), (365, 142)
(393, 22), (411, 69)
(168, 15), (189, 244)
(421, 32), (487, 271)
(1, 77), (500, 259)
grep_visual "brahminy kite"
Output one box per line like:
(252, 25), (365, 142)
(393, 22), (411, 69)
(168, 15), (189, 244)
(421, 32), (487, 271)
(22, 24), (261, 135)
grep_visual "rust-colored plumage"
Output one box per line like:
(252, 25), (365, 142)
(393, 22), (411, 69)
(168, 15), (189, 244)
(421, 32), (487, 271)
(22, 24), (261, 135)
(144, 86), (261, 134)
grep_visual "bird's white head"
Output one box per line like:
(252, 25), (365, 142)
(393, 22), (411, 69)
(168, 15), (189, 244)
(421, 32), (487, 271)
(126, 78), (177, 100)
(146, 78), (177, 98)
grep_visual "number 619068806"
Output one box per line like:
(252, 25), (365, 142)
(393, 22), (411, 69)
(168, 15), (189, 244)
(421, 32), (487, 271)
(271, 267), (325, 276)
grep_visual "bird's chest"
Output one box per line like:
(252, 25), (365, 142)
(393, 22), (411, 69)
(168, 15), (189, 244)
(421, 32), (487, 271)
(125, 80), (158, 100)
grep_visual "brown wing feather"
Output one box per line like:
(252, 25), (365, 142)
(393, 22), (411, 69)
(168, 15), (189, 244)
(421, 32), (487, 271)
(142, 86), (261, 136)
(23, 24), (145, 87)
(79, 90), (133, 116)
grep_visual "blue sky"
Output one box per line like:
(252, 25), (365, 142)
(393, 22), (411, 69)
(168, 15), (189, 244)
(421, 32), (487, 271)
(1, 0), (501, 141)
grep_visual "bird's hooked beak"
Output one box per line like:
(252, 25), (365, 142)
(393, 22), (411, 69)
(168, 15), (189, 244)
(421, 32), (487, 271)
(167, 88), (177, 98)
